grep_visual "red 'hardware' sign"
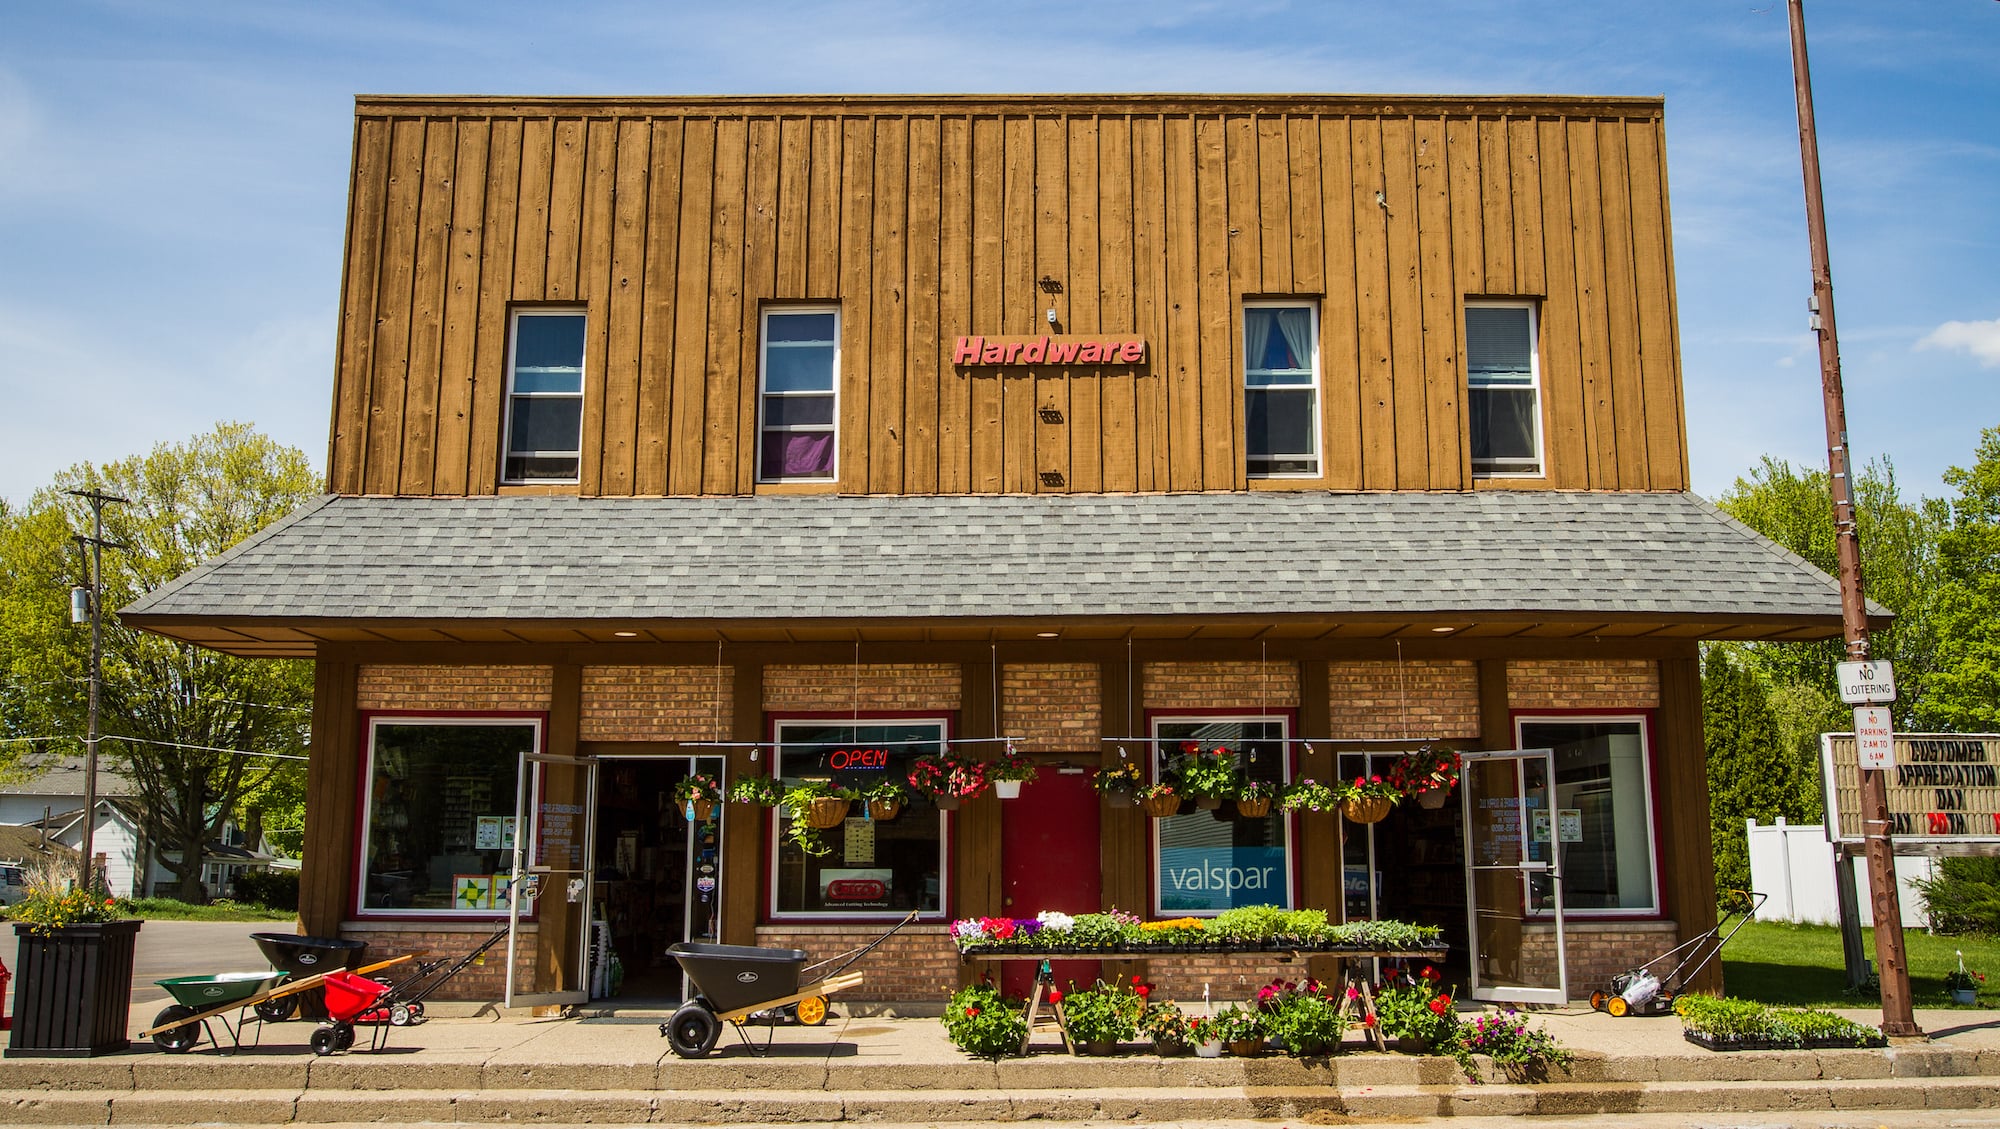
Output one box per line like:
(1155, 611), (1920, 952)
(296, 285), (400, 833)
(952, 335), (1147, 367)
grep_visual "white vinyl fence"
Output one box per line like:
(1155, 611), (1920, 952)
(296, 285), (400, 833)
(1746, 817), (1935, 928)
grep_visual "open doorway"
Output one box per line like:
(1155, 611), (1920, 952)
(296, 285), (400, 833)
(591, 756), (725, 1005)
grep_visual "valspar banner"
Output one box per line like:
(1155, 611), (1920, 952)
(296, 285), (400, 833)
(1822, 732), (2000, 844)
(1159, 847), (1288, 912)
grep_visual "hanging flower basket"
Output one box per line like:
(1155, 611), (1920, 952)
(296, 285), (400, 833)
(689, 799), (717, 822)
(867, 799), (903, 821)
(805, 797), (853, 829)
(1142, 792), (1182, 819)
(1342, 795), (1393, 824)
(1235, 797), (1272, 819)
(995, 780), (1023, 800)
(1415, 788), (1450, 810)
(934, 794), (962, 811)
(1105, 789), (1137, 809)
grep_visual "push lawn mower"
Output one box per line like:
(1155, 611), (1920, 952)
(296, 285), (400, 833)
(1589, 890), (1766, 1017)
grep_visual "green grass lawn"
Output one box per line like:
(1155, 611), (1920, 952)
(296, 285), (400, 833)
(1721, 920), (2000, 1008)
(112, 898), (296, 923)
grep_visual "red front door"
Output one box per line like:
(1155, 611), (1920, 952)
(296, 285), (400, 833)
(1000, 766), (1102, 998)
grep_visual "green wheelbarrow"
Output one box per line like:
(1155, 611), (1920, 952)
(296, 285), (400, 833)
(147, 971), (288, 1053)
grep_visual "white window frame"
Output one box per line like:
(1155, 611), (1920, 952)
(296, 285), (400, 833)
(1513, 713), (1660, 917)
(1465, 299), (1544, 477)
(1243, 300), (1321, 478)
(1148, 714), (1295, 918)
(757, 305), (841, 484)
(356, 714), (542, 920)
(766, 716), (950, 922)
(500, 308), (586, 484)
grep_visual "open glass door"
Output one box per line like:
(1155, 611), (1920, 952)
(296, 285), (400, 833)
(1462, 749), (1567, 1005)
(505, 749), (598, 1009)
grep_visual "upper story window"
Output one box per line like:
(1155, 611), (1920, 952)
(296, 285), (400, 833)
(502, 310), (586, 483)
(1243, 302), (1320, 477)
(1465, 301), (1542, 477)
(759, 307), (839, 482)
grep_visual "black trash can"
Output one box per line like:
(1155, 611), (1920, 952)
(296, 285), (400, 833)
(249, 933), (367, 1020)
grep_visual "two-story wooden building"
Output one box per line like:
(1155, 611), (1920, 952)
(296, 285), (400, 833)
(125, 93), (1860, 1010)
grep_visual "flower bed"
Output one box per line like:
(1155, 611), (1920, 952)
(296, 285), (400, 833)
(1674, 995), (1886, 1051)
(950, 905), (1444, 956)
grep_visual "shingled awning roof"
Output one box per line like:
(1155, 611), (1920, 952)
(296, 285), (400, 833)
(119, 491), (1872, 657)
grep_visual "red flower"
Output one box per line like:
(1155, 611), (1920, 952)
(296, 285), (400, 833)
(1049, 989), (1063, 1004)
(1363, 1013), (1377, 1028)
(966, 1006), (980, 1017)
(1428, 996), (1450, 1016)
(1132, 975), (1143, 984)
(1420, 965), (1440, 982)
(1136, 985), (1150, 998)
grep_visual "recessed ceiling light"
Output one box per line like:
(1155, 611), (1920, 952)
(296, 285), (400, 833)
(1036, 631), (1059, 638)
(613, 630), (639, 638)
(1431, 626), (1456, 633)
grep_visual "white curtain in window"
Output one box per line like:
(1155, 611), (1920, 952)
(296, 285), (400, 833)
(1274, 308), (1313, 374)
(1244, 308), (1275, 370)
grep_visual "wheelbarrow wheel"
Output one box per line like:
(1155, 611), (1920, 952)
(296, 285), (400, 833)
(794, 995), (828, 1026)
(665, 1003), (721, 1058)
(254, 995), (297, 1023)
(310, 1026), (340, 1056)
(151, 1005), (201, 1053)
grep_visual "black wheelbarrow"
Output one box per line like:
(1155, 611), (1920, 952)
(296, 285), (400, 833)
(659, 909), (917, 1057)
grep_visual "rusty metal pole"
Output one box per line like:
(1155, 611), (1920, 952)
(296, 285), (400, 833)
(1786, 0), (1920, 1038)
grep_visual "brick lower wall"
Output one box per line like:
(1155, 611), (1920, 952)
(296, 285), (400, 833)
(357, 665), (554, 712)
(1519, 921), (1681, 998)
(1002, 663), (1101, 750)
(1326, 661), (1479, 740)
(763, 665), (962, 714)
(337, 921), (540, 1002)
(580, 665), (731, 741)
(1132, 953), (1314, 1005)
(1508, 660), (1660, 711)
(751, 923), (958, 1002)
(1143, 663), (1300, 711)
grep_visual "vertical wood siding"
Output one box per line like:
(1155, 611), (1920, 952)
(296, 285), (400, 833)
(329, 97), (1688, 496)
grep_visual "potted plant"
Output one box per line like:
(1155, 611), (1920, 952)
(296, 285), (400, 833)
(1137, 780), (1182, 819)
(1946, 951), (1985, 1005)
(907, 753), (990, 810)
(727, 774), (782, 807)
(1057, 978), (1142, 1055)
(6, 859), (141, 1057)
(779, 780), (860, 856)
(1373, 967), (1468, 1065)
(1092, 760), (1144, 808)
(864, 778), (911, 821)
(1188, 1014), (1227, 1057)
(1279, 777), (1339, 814)
(1389, 746), (1461, 810)
(1462, 1007), (1574, 1083)
(1211, 1003), (1265, 1057)
(669, 772), (722, 822)
(942, 981), (1028, 1059)
(1259, 980), (1346, 1057)
(1139, 1000), (1193, 1056)
(1169, 742), (1242, 810)
(989, 749), (1038, 799)
(1235, 778), (1277, 819)
(1336, 773), (1402, 824)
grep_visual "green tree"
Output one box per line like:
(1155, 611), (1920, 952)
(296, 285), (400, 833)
(0, 423), (317, 900)
(1921, 426), (2000, 731)
(1715, 456), (1940, 728)
(1703, 648), (1812, 896)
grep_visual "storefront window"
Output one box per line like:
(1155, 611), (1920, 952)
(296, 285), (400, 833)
(1517, 717), (1657, 913)
(1151, 717), (1291, 915)
(770, 719), (947, 919)
(360, 718), (536, 916)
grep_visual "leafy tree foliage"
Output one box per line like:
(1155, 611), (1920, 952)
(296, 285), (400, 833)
(1703, 648), (1813, 895)
(1920, 426), (2000, 732)
(1714, 456), (1940, 728)
(0, 423), (316, 899)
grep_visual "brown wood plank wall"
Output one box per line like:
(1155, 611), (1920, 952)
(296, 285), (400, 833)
(328, 97), (1687, 497)
(300, 661), (359, 937)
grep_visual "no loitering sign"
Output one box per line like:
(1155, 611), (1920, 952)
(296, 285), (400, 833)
(1837, 659), (1896, 706)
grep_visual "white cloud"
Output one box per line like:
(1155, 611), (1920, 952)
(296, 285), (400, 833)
(1918, 317), (2000, 368)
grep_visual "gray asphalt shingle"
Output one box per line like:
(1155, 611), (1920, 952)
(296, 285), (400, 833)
(120, 491), (1855, 625)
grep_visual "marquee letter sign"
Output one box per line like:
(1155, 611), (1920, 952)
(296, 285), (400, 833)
(1823, 732), (2000, 845)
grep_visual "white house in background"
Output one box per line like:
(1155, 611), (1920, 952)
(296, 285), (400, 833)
(2, 754), (280, 899)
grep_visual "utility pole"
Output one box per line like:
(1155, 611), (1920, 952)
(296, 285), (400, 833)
(66, 487), (127, 894)
(1785, 0), (1920, 1038)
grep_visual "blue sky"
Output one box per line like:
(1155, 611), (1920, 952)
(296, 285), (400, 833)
(2, 1), (1995, 506)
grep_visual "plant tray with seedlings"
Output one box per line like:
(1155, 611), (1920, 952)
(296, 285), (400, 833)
(950, 906), (1446, 957)
(1674, 995), (1886, 1052)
